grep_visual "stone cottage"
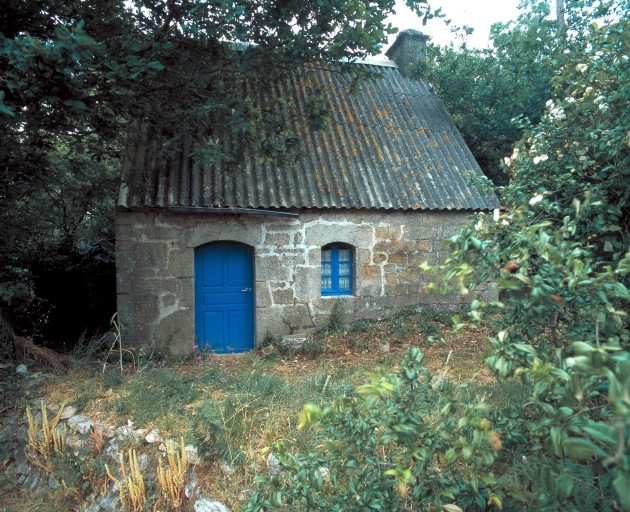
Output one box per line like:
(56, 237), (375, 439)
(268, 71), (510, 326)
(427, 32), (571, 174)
(115, 30), (497, 354)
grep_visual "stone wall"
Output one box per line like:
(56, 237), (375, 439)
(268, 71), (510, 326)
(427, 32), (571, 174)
(116, 209), (492, 354)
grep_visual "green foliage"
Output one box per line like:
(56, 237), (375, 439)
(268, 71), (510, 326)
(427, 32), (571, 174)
(194, 400), (246, 465)
(327, 301), (346, 334)
(425, 6), (630, 510)
(246, 348), (505, 511)
(246, 7), (630, 511)
(411, 0), (604, 185)
(114, 367), (199, 425)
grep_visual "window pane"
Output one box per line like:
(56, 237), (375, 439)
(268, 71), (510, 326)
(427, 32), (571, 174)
(339, 262), (350, 275)
(321, 276), (332, 289)
(339, 276), (350, 289)
(321, 262), (332, 275)
(321, 249), (332, 262)
(339, 249), (350, 261)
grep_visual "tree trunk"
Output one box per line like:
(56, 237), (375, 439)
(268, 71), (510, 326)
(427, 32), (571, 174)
(556, 0), (565, 26)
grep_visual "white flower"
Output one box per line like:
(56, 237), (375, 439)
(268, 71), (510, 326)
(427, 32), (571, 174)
(504, 157), (511, 165)
(511, 148), (519, 159)
(566, 357), (575, 367)
(533, 156), (541, 164)
(540, 154), (548, 162)
(475, 219), (483, 231)
(493, 208), (500, 222)
(576, 63), (588, 74)
(585, 86), (593, 93)
(599, 103), (609, 112)
(502, 219), (509, 226)
(564, 49), (571, 54)
(594, 95), (605, 104)
(546, 99), (554, 107)
(549, 108), (566, 122)
(529, 194), (543, 205)
(565, 97), (575, 103)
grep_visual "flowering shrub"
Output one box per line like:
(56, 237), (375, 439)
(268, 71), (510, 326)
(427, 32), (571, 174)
(247, 7), (630, 511)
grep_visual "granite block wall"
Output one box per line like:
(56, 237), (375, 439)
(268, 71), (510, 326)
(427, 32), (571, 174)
(115, 209), (492, 354)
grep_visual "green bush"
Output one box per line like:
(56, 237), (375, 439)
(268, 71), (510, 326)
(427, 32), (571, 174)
(114, 368), (199, 424)
(247, 8), (630, 510)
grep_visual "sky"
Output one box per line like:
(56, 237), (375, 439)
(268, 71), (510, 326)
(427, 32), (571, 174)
(382, 0), (525, 53)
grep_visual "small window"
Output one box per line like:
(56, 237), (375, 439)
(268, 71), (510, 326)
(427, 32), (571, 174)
(321, 244), (353, 296)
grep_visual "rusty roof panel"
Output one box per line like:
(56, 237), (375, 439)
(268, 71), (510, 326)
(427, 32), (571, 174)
(120, 62), (497, 211)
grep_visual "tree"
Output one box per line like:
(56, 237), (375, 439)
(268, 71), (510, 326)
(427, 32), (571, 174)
(1, 0), (437, 175)
(409, 0), (607, 184)
(245, 2), (630, 510)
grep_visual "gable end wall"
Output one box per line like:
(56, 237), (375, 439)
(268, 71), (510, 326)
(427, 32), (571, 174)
(115, 209), (493, 354)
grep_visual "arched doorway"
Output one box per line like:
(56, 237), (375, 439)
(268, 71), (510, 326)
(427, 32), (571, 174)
(194, 242), (254, 353)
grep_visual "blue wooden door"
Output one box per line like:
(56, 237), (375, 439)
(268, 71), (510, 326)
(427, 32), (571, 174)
(195, 243), (254, 353)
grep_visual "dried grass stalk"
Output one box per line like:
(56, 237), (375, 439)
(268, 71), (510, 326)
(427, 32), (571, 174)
(14, 336), (70, 370)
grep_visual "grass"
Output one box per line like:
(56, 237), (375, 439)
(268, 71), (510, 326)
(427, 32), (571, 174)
(0, 307), (525, 511)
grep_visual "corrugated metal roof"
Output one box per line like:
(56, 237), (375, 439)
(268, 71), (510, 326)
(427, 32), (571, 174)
(119, 60), (497, 211)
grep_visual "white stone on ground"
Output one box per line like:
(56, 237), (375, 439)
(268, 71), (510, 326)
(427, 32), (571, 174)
(194, 497), (231, 512)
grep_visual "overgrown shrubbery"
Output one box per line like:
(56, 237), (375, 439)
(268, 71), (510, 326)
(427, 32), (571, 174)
(246, 8), (630, 511)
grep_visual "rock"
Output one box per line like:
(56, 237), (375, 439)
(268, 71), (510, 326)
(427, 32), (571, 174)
(105, 441), (121, 461)
(66, 434), (86, 451)
(67, 415), (88, 431)
(16, 426), (28, 443)
(116, 425), (135, 441)
(379, 342), (390, 353)
(48, 474), (60, 489)
(185, 471), (198, 499)
(158, 442), (166, 452)
(221, 461), (234, 476)
(100, 423), (116, 438)
(133, 428), (148, 439)
(194, 496), (231, 512)
(267, 453), (282, 476)
(0, 426), (17, 443)
(144, 430), (160, 444)
(76, 420), (95, 435)
(28, 473), (40, 490)
(24, 373), (52, 387)
(100, 492), (122, 511)
(280, 335), (308, 350)
(3, 413), (17, 425)
(16, 364), (28, 376)
(185, 444), (200, 465)
(137, 452), (150, 472)
(60, 406), (77, 420)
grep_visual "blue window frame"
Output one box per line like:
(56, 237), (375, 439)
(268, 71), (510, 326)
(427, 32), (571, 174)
(321, 244), (352, 296)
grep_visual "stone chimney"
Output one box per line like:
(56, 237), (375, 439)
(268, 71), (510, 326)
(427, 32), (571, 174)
(385, 29), (429, 78)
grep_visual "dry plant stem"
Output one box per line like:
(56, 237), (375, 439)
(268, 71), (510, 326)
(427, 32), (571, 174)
(91, 414), (104, 456)
(103, 313), (124, 375)
(27, 400), (68, 461)
(157, 438), (188, 508)
(431, 350), (453, 390)
(106, 449), (147, 512)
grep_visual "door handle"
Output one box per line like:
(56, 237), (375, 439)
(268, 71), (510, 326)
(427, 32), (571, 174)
(241, 288), (251, 292)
